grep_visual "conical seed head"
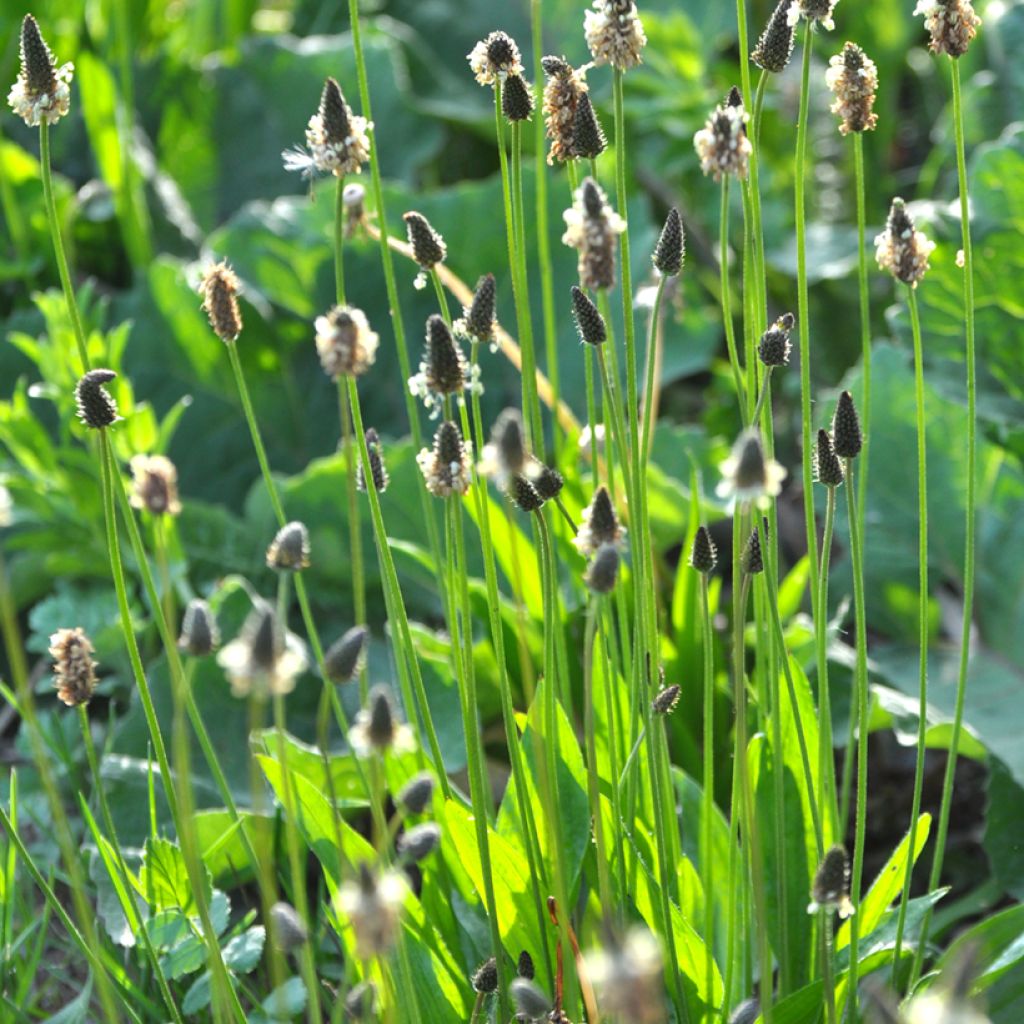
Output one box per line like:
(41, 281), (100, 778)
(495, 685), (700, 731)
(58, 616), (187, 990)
(266, 521), (311, 571)
(425, 315), (465, 393)
(319, 77), (351, 144)
(397, 772), (435, 814)
(436, 420), (465, 467)
(690, 525), (717, 574)
(832, 391), (863, 459)
(367, 686), (397, 747)
(179, 599), (219, 656)
(473, 957), (499, 994)
(75, 369), (119, 429)
(532, 463), (564, 501)
(814, 429), (844, 487)
(757, 313), (795, 367)
(588, 486), (620, 544)
(397, 822), (441, 862)
(888, 197), (913, 238)
(572, 91), (607, 159)
(508, 474), (544, 513)
(585, 543), (620, 594)
(581, 177), (604, 218)
(751, 0), (796, 73)
(741, 529), (764, 575)
(652, 684), (682, 715)
(20, 14), (57, 96)
(502, 73), (535, 122)
(325, 625), (369, 683)
(249, 606), (280, 672)
(403, 211), (447, 269)
(734, 432), (769, 491)
(812, 844), (850, 905)
(510, 978), (553, 1019)
(517, 950), (535, 979)
(570, 285), (607, 345)
(652, 207), (685, 276)
(493, 408), (527, 475)
(466, 273), (496, 340)
(356, 428), (389, 493)
(726, 85), (743, 108)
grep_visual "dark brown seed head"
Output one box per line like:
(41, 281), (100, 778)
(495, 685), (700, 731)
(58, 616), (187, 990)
(751, 0), (796, 73)
(652, 207), (685, 277)
(517, 950), (535, 979)
(318, 77), (351, 144)
(436, 420), (466, 470)
(269, 902), (308, 953)
(397, 822), (441, 862)
(510, 978), (553, 1019)
(542, 55), (571, 77)
(814, 429), (844, 488)
(741, 529), (764, 575)
(249, 605), (281, 673)
(508, 474), (544, 513)
(403, 211), (447, 269)
(487, 32), (518, 70)
(758, 313), (795, 367)
(424, 315), (466, 394)
(179, 599), (219, 657)
(832, 391), (863, 459)
(20, 15), (56, 96)
(727, 85), (743, 108)
(585, 543), (620, 594)
(690, 525), (717, 575)
(397, 772), (435, 815)
(570, 285), (607, 346)
(266, 521), (311, 571)
(75, 369), (119, 429)
(465, 273), (497, 342)
(652, 684), (681, 715)
(492, 409), (527, 477)
(356, 428), (390, 494)
(200, 263), (243, 342)
(572, 91), (607, 159)
(811, 844), (852, 915)
(472, 957), (499, 994)
(367, 685), (398, 748)
(587, 486), (620, 545)
(531, 463), (564, 502)
(50, 627), (98, 707)
(324, 625), (369, 684)
(502, 73), (535, 122)
(581, 177), (604, 219)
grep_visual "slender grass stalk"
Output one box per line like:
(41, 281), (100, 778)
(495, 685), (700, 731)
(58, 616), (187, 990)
(531, 0), (561, 461)
(839, 132), (873, 834)
(815, 485), (839, 840)
(821, 911), (837, 1024)
(334, 177), (347, 305)
(720, 179), (748, 419)
(843, 457), (870, 1017)
(748, 70), (770, 332)
(98, 433), (245, 1024)
(698, 574), (717, 1006)
(910, 57), (977, 989)
(76, 706), (184, 1024)
(337, 382), (366, 701)
(494, 81), (542, 448)
(891, 286), (929, 983)
(640, 276), (668, 469)
(795, 24), (821, 620)
(39, 122), (90, 373)
(0, 552), (30, 698)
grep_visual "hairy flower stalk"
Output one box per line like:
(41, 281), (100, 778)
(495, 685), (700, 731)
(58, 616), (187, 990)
(826, 42), (878, 135)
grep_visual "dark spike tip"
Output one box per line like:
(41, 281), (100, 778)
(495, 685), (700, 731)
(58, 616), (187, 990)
(502, 73), (535, 122)
(690, 525), (717, 575)
(570, 285), (607, 345)
(572, 91), (607, 159)
(832, 390), (863, 459)
(652, 207), (685, 276)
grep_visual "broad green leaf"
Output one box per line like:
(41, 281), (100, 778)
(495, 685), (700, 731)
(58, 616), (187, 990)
(42, 977), (92, 1024)
(936, 904), (1024, 993)
(224, 926), (266, 974)
(139, 836), (212, 916)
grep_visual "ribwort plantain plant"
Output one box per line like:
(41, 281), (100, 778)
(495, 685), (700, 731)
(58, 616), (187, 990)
(1, 3), (1012, 1023)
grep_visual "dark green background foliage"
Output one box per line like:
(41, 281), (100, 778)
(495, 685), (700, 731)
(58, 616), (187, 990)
(2, 0), (1024, 986)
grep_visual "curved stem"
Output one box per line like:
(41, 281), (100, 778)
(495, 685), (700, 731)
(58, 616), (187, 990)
(891, 285), (929, 985)
(720, 178), (748, 420)
(911, 57), (976, 990)
(699, 575), (717, 1010)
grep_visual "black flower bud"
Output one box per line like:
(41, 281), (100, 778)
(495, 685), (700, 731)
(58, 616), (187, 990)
(356, 428), (390, 494)
(179, 599), (219, 657)
(397, 822), (441, 862)
(740, 529), (763, 575)
(757, 312), (795, 367)
(814, 429), (844, 488)
(652, 684), (681, 715)
(75, 369), (119, 429)
(517, 950), (535, 979)
(465, 273), (497, 342)
(403, 211), (446, 269)
(318, 77), (351, 145)
(472, 957), (499, 994)
(832, 391), (863, 460)
(585, 543), (620, 594)
(502, 73), (534, 122)
(751, 0), (796, 73)
(424, 315), (465, 394)
(531, 463), (564, 501)
(572, 91), (607, 159)
(397, 772), (435, 815)
(324, 625), (369, 684)
(508, 474), (544, 513)
(690, 525), (717, 575)
(652, 208), (685, 277)
(570, 285), (607, 345)
(266, 521), (311, 571)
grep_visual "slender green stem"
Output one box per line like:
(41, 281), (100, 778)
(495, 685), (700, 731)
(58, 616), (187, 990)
(844, 457), (870, 1018)
(891, 286), (930, 985)
(640, 276), (668, 469)
(334, 176), (347, 305)
(795, 24), (820, 621)
(821, 911), (837, 1024)
(0, 553), (29, 697)
(748, 70), (769, 334)
(911, 57), (977, 990)
(720, 178), (748, 419)
(699, 574), (717, 1009)
(39, 122), (90, 374)
(751, 366), (773, 428)
(98, 433), (244, 1024)
(338, 381), (366, 701)
(815, 486), (839, 839)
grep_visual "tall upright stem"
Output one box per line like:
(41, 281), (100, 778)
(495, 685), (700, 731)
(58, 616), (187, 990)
(795, 24), (820, 618)
(720, 179), (748, 419)
(815, 486), (839, 840)
(699, 574), (717, 1009)
(911, 58), (977, 989)
(891, 286), (929, 983)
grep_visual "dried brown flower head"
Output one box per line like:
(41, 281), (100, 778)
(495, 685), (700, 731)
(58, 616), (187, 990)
(50, 627), (98, 707)
(585, 0), (648, 71)
(826, 43), (879, 135)
(694, 95), (752, 181)
(541, 57), (589, 165)
(915, 0), (981, 58)
(314, 305), (379, 378)
(875, 198), (935, 288)
(562, 177), (626, 291)
(129, 455), (182, 517)
(8, 15), (73, 126)
(468, 32), (524, 87)
(199, 262), (243, 342)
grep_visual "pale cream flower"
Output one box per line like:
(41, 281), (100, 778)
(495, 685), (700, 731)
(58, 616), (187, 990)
(716, 430), (787, 506)
(585, 928), (666, 1023)
(217, 603), (308, 698)
(129, 455), (182, 517)
(314, 305), (379, 378)
(336, 863), (407, 960)
(467, 32), (523, 87)
(584, 0), (647, 71)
